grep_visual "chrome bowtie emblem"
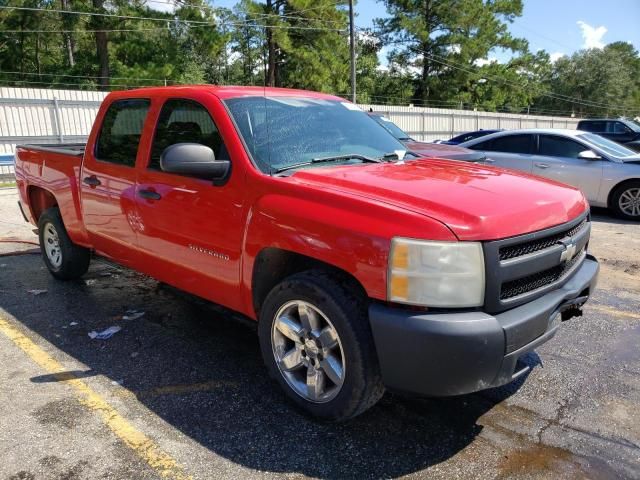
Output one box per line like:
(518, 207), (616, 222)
(560, 241), (577, 263)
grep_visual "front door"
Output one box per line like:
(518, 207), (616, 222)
(80, 98), (150, 264)
(531, 134), (603, 202)
(134, 96), (247, 311)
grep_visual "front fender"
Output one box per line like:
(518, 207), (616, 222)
(240, 192), (456, 316)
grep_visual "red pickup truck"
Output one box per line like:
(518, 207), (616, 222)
(15, 86), (599, 420)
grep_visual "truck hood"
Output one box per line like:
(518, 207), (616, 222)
(289, 158), (588, 241)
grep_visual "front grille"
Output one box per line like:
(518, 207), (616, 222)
(499, 219), (587, 261)
(500, 248), (585, 300)
(483, 213), (591, 313)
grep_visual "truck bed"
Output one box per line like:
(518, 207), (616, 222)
(16, 143), (86, 157)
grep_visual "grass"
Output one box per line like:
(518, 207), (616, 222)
(0, 180), (16, 188)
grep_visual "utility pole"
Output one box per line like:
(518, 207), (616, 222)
(349, 0), (356, 103)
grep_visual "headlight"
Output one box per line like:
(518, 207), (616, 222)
(388, 238), (485, 308)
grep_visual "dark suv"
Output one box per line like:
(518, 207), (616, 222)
(577, 119), (640, 152)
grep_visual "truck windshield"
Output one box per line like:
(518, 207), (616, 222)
(224, 96), (407, 174)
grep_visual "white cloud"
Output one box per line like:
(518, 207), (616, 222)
(474, 57), (498, 67)
(577, 21), (607, 49)
(549, 52), (565, 63)
(146, 0), (175, 13)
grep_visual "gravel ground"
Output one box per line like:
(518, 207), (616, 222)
(0, 186), (639, 479)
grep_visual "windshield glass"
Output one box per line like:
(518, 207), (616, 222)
(623, 120), (640, 132)
(370, 115), (411, 140)
(579, 133), (638, 158)
(224, 96), (407, 173)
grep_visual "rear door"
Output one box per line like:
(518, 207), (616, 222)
(80, 98), (150, 263)
(134, 95), (247, 311)
(530, 134), (603, 201)
(468, 133), (536, 172)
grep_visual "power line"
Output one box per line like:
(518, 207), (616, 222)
(0, 70), (175, 83)
(0, 5), (348, 32)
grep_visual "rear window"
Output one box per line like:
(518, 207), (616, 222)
(95, 99), (150, 166)
(578, 121), (606, 133)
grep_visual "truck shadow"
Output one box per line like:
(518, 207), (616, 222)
(1, 255), (536, 479)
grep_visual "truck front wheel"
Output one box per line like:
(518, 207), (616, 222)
(258, 270), (384, 421)
(38, 207), (90, 280)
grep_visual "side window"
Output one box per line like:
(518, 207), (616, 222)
(95, 99), (150, 166)
(467, 139), (493, 151)
(538, 135), (586, 158)
(579, 121), (605, 133)
(612, 122), (631, 134)
(149, 99), (228, 171)
(486, 134), (532, 154)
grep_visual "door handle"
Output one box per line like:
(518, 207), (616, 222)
(137, 189), (162, 201)
(484, 158), (495, 163)
(535, 163), (550, 169)
(83, 175), (101, 187)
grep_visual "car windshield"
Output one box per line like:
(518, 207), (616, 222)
(622, 120), (640, 132)
(224, 96), (407, 173)
(370, 115), (411, 141)
(579, 133), (638, 158)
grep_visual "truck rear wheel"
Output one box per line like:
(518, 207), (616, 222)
(38, 207), (90, 280)
(258, 270), (384, 421)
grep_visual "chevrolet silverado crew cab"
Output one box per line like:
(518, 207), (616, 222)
(15, 86), (599, 421)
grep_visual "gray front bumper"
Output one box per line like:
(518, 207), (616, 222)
(369, 255), (599, 397)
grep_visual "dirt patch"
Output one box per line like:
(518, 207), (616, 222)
(498, 443), (618, 479)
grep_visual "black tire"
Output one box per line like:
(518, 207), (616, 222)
(38, 207), (90, 280)
(610, 180), (640, 221)
(258, 269), (385, 421)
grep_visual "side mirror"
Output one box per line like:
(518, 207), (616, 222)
(160, 143), (230, 184)
(578, 150), (602, 160)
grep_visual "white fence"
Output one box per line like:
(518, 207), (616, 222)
(0, 86), (580, 156)
(359, 104), (580, 142)
(0, 87), (106, 155)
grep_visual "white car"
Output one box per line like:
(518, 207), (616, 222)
(460, 129), (640, 220)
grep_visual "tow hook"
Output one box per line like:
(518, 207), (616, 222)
(560, 295), (589, 321)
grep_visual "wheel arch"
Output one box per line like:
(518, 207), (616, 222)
(607, 178), (640, 209)
(251, 247), (368, 319)
(27, 185), (58, 221)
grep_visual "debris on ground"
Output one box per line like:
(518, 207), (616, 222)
(27, 289), (47, 295)
(122, 310), (145, 321)
(69, 322), (78, 326)
(88, 326), (122, 340)
(0, 264), (6, 268)
(85, 279), (97, 286)
(130, 352), (139, 358)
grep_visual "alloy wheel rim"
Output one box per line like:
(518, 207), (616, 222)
(271, 300), (345, 403)
(619, 188), (640, 217)
(43, 223), (62, 268)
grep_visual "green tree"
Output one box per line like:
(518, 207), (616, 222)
(538, 43), (640, 117)
(375, 0), (528, 105)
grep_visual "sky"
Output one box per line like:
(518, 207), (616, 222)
(203, 0), (640, 64)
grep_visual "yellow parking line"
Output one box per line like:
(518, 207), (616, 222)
(587, 304), (640, 320)
(0, 313), (191, 480)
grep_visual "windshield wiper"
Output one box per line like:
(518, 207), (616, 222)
(274, 154), (381, 174)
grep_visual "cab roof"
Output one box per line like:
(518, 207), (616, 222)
(105, 85), (344, 101)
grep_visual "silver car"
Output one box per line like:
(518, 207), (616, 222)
(460, 129), (640, 220)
